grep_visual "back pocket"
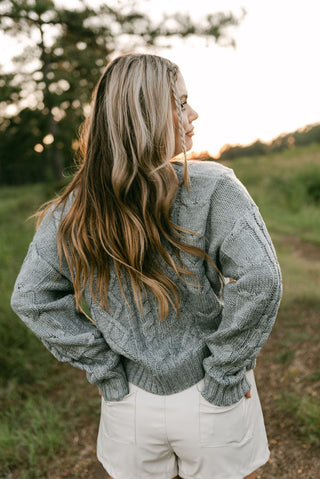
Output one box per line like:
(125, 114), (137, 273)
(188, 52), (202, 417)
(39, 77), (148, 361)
(197, 382), (251, 447)
(101, 389), (136, 444)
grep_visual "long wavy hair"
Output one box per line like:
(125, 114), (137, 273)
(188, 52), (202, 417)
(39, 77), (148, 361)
(36, 53), (218, 320)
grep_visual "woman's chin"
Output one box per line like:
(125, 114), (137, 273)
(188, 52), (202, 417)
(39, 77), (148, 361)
(173, 138), (193, 156)
(186, 138), (193, 151)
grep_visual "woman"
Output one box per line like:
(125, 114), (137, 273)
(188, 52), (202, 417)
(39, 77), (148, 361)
(11, 54), (282, 479)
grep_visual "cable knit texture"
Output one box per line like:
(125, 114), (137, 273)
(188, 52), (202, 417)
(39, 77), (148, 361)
(11, 161), (282, 406)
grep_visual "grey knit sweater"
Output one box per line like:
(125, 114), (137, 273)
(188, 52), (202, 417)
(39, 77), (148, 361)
(11, 161), (282, 406)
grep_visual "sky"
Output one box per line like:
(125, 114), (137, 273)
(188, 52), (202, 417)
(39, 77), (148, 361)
(1, 0), (320, 156)
(152, 0), (320, 154)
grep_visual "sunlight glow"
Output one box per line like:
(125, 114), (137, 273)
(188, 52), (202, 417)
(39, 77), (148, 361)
(34, 143), (44, 153)
(51, 106), (66, 121)
(43, 134), (54, 145)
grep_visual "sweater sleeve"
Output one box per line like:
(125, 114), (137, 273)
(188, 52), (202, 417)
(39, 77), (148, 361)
(202, 172), (282, 406)
(10, 209), (129, 401)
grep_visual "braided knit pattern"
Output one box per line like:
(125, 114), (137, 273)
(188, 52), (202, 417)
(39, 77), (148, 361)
(11, 161), (282, 407)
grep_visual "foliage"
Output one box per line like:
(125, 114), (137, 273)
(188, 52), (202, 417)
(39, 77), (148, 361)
(218, 122), (320, 161)
(0, 109), (48, 184)
(0, 0), (243, 185)
(218, 139), (268, 160)
(265, 164), (320, 213)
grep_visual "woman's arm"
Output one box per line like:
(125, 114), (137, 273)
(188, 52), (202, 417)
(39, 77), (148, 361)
(202, 173), (282, 406)
(11, 209), (129, 401)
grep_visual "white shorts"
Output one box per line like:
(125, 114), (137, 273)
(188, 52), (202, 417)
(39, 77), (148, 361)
(97, 370), (269, 479)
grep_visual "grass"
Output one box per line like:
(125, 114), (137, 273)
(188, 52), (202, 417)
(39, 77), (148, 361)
(0, 184), (52, 386)
(1, 144), (320, 476)
(0, 183), (78, 478)
(0, 185), (60, 477)
(0, 179), (101, 478)
(276, 392), (320, 446)
(220, 145), (320, 452)
(274, 349), (295, 365)
(0, 395), (67, 475)
(221, 143), (320, 244)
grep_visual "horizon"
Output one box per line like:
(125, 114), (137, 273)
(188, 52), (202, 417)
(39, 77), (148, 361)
(190, 119), (320, 158)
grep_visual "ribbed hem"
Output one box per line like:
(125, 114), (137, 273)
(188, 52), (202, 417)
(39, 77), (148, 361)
(99, 355), (257, 405)
(126, 349), (207, 395)
(99, 374), (129, 401)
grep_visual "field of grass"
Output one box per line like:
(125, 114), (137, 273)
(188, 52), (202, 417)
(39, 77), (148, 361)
(0, 183), (101, 478)
(1, 144), (319, 478)
(221, 145), (320, 472)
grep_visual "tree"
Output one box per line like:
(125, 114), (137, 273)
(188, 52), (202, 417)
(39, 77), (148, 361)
(0, 0), (244, 184)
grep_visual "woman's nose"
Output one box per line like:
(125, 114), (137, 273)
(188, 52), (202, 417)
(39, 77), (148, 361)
(189, 106), (199, 122)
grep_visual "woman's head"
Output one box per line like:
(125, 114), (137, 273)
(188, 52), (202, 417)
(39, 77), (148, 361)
(82, 53), (198, 197)
(172, 70), (199, 156)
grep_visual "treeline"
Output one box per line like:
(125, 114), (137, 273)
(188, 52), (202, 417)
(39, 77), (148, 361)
(215, 122), (320, 161)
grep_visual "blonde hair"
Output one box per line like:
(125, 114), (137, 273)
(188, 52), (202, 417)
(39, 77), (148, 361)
(37, 53), (216, 320)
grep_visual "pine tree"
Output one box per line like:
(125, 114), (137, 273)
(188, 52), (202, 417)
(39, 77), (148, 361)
(0, 0), (243, 184)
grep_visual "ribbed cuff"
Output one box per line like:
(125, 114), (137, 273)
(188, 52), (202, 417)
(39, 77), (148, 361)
(202, 372), (251, 406)
(99, 374), (129, 401)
